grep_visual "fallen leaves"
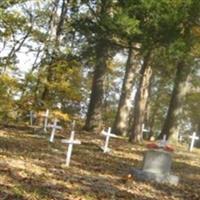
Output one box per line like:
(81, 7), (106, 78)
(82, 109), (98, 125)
(0, 127), (200, 200)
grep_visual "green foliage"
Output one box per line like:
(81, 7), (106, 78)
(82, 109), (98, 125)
(0, 74), (20, 121)
(0, 0), (27, 9)
(20, 55), (83, 111)
(185, 92), (200, 125)
(0, 0), (199, 135)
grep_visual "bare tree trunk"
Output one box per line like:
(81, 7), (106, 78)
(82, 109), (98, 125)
(83, 40), (109, 132)
(158, 61), (191, 141)
(129, 52), (152, 143)
(112, 46), (140, 136)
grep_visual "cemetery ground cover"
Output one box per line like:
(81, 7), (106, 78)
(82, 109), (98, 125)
(0, 127), (200, 200)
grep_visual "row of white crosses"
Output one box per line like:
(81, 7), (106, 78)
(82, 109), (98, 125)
(142, 124), (200, 152)
(41, 110), (200, 165)
(101, 128), (199, 153)
(33, 110), (119, 166)
(157, 132), (199, 152)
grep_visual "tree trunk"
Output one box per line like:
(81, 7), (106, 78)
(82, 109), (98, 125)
(83, 40), (109, 132)
(129, 52), (152, 143)
(196, 123), (200, 147)
(112, 46), (140, 136)
(159, 61), (191, 140)
(147, 82), (162, 140)
(143, 75), (153, 139)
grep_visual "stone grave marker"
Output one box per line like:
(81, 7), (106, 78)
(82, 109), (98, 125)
(101, 127), (119, 153)
(142, 150), (172, 175)
(189, 132), (199, 152)
(61, 128), (81, 167)
(48, 118), (62, 142)
(131, 137), (179, 185)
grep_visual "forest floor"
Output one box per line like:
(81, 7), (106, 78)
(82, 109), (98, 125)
(0, 126), (200, 200)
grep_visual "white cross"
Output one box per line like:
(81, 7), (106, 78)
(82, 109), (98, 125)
(158, 135), (167, 148)
(142, 124), (150, 133)
(48, 118), (62, 142)
(28, 111), (34, 126)
(43, 109), (49, 132)
(101, 127), (119, 153)
(189, 132), (199, 152)
(142, 124), (150, 139)
(61, 130), (81, 167)
(178, 132), (183, 142)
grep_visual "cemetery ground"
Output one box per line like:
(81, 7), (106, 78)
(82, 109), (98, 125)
(0, 127), (200, 200)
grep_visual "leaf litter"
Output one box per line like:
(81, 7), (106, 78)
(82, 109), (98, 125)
(0, 127), (200, 200)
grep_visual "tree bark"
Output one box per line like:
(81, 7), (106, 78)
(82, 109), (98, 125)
(83, 40), (109, 132)
(0, 0), (27, 9)
(112, 46), (140, 136)
(129, 52), (152, 143)
(196, 123), (200, 147)
(159, 61), (191, 140)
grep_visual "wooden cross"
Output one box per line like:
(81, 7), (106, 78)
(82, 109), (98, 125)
(189, 132), (199, 152)
(142, 124), (150, 133)
(101, 127), (119, 153)
(142, 123), (150, 138)
(158, 135), (167, 148)
(178, 132), (183, 142)
(48, 118), (62, 142)
(28, 111), (34, 126)
(43, 109), (49, 132)
(61, 129), (81, 167)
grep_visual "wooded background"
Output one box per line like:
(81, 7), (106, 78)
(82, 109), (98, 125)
(0, 0), (199, 143)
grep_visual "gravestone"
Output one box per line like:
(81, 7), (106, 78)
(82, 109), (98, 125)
(131, 138), (179, 185)
(142, 150), (172, 175)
